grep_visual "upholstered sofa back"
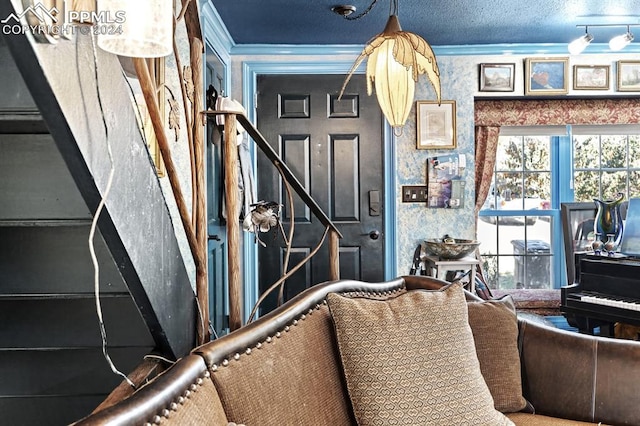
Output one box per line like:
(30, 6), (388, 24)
(75, 276), (440, 425)
(196, 293), (353, 425)
(74, 275), (640, 426)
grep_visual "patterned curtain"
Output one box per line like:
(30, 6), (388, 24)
(473, 98), (640, 212)
(475, 99), (640, 126)
(474, 125), (500, 214)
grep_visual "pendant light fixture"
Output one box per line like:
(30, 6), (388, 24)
(97, 0), (173, 58)
(338, 0), (441, 132)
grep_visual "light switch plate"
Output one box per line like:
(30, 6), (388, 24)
(401, 185), (429, 203)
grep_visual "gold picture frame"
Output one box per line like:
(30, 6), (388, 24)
(416, 100), (456, 150)
(524, 57), (569, 95)
(617, 60), (640, 92)
(479, 63), (515, 92)
(573, 65), (610, 90)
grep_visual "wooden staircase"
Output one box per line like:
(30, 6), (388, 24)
(0, 27), (195, 425)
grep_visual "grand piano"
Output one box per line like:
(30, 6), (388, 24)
(561, 253), (640, 335)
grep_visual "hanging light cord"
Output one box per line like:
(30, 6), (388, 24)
(341, 0), (379, 20)
(89, 33), (136, 390)
(390, 0), (398, 15)
(342, 0), (400, 21)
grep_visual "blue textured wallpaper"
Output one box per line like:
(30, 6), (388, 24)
(395, 57), (477, 274)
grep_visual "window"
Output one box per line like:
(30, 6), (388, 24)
(478, 125), (640, 290)
(479, 131), (555, 290)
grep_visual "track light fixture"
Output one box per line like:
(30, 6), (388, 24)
(568, 24), (638, 54)
(568, 27), (593, 55)
(609, 26), (634, 51)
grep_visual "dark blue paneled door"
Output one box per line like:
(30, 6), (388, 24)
(256, 74), (384, 314)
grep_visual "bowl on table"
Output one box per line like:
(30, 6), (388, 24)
(424, 238), (481, 260)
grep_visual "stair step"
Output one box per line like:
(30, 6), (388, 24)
(0, 346), (152, 396)
(0, 225), (127, 294)
(0, 394), (106, 426)
(0, 296), (154, 348)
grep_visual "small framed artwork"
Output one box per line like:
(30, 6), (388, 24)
(524, 57), (569, 95)
(416, 100), (456, 149)
(617, 60), (640, 92)
(427, 154), (466, 208)
(573, 65), (610, 90)
(479, 63), (515, 92)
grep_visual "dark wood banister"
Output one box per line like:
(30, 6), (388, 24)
(203, 110), (342, 331)
(236, 112), (342, 238)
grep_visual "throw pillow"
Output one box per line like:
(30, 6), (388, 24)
(327, 283), (514, 426)
(467, 296), (528, 413)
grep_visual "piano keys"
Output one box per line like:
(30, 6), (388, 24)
(561, 254), (640, 335)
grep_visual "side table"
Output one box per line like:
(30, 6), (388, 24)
(423, 255), (480, 293)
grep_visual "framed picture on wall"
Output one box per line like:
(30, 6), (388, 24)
(427, 154), (465, 208)
(479, 63), (515, 92)
(416, 100), (456, 149)
(573, 65), (610, 90)
(524, 57), (569, 95)
(617, 60), (640, 92)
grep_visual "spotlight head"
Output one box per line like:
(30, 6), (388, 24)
(609, 31), (634, 51)
(568, 33), (594, 55)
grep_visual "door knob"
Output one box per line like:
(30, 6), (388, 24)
(369, 230), (380, 240)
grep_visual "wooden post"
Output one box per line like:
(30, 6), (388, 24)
(189, 37), (210, 344)
(328, 229), (340, 281)
(224, 114), (243, 331)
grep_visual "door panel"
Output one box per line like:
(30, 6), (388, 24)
(256, 74), (384, 314)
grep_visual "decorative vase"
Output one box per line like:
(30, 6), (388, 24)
(603, 234), (617, 256)
(593, 193), (624, 254)
(592, 237), (604, 255)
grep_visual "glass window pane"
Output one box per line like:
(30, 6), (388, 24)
(574, 171), (600, 201)
(498, 258), (516, 289)
(601, 135), (627, 169)
(630, 171), (640, 198)
(524, 136), (550, 171)
(495, 172), (520, 203)
(601, 170), (627, 198)
(497, 136), (523, 171)
(524, 171), (550, 200)
(477, 218), (498, 255)
(630, 136), (640, 168)
(574, 135), (600, 169)
(481, 255), (499, 288)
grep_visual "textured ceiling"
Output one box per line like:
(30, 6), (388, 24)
(209, 0), (640, 47)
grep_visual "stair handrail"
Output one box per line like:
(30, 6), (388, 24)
(203, 110), (342, 330)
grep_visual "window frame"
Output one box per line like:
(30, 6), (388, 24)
(479, 124), (640, 290)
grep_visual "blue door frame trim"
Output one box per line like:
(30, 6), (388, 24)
(242, 61), (398, 317)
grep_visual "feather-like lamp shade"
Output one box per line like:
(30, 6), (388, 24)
(340, 14), (441, 129)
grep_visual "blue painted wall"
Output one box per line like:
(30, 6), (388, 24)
(395, 57), (476, 274)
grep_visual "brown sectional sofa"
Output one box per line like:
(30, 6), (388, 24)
(75, 276), (640, 425)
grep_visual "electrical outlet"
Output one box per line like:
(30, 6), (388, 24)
(401, 185), (429, 202)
